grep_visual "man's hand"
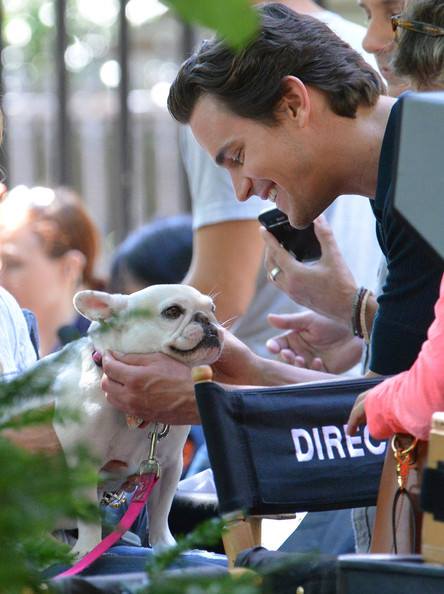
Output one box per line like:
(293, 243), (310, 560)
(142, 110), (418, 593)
(101, 351), (199, 425)
(266, 311), (363, 374)
(262, 216), (357, 324)
(346, 390), (369, 435)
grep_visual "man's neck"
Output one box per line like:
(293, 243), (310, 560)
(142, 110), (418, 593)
(327, 95), (396, 200)
(354, 95), (396, 199)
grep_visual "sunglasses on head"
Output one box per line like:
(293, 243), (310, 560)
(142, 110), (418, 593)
(391, 14), (444, 37)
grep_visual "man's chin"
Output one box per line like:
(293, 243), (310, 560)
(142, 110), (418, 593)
(287, 211), (315, 230)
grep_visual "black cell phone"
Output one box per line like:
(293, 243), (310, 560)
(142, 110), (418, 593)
(258, 208), (321, 263)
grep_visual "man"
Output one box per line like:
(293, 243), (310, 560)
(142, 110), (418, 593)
(180, 0), (381, 361)
(263, 0), (411, 372)
(101, 3), (443, 424)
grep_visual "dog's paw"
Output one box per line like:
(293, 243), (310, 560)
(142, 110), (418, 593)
(150, 533), (176, 551)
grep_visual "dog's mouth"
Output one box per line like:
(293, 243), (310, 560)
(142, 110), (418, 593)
(170, 334), (221, 355)
(168, 322), (223, 366)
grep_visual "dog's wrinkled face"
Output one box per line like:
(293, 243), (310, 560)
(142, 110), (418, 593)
(73, 285), (223, 366)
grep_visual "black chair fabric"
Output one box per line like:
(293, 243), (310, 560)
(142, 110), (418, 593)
(195, 377), (386, 515)
(338, 554), (444, 594)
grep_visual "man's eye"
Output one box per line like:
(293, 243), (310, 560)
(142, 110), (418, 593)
(162, 305), (184, 319)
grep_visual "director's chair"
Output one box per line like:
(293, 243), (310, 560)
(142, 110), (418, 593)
(192, 368), (386, 566)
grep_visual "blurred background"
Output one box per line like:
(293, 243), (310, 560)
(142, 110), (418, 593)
(0, 0), (365, 266)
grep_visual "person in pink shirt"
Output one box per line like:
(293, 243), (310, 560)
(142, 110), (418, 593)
(347, 0), (444, 441)
(348, 274), (444, 440)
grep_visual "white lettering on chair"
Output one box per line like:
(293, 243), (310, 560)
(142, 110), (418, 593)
(322, 426), (346, 459)
(312, 427), (325, 460)
(290, 425), (387, 462)
(344, 424), (365, 457)
(364, 426), (386, 455)
(291, 428), (314, 462)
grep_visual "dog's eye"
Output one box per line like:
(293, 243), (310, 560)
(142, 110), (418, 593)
(162, 305), (184, 320)
(211, 303), (216, 313)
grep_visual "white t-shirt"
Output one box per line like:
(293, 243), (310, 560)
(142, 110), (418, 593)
(315, 10), (377, 69)
(180, 11), (383, 359)
(0, 287), (37, 377)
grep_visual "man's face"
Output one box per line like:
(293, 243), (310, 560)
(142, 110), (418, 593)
(189, 94), (340, 229)
(358, 0), (408, 96)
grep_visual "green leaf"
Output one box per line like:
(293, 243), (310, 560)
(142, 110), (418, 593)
(165, 0), (259, 49)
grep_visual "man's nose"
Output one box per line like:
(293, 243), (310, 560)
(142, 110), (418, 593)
(230, 171), (253, 202)
(362, 21), (394, 54)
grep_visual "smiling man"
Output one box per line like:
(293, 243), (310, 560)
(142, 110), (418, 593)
(99, 2), (443, 428)
(168, 5), (388, 231)
(166, 2), (443, 379)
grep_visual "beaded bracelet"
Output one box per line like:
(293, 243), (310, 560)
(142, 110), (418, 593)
(360, 288), (373, 344)
(351, 286), (366, 338)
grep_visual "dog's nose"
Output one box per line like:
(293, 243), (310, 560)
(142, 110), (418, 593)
(194, 312), (219, 338)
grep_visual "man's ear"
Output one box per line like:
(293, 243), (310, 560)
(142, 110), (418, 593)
(276, 76), (310, 126)
(73, 290), (128, 321)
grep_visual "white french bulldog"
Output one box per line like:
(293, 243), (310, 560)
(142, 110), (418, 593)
(53, 284), (223, 559)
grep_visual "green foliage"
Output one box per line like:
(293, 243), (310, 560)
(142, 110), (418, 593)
(0, 347), (75, 429)
(143, 571), (260, 594)
(0, 437), (98, 594)
(142, 518), (261, 594)
(146, 517), (226, 578)
(95, 307), (154, 335)
(0, 347), (98, 593)
(165, 0), (259, 49)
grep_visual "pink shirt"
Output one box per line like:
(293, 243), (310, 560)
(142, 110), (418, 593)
(365, 274), (444, 441)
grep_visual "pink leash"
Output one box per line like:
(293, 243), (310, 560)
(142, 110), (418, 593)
(55, 471), (159, 579)
(54, 419), (169, 580)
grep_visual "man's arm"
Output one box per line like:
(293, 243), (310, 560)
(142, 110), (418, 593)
(183, 219), (265, 327)
(101, 331), (334, 426)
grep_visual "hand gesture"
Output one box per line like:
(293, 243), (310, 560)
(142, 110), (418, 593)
(262, 215), (357, 324)
(267, 310), (363, 374)
(346, 390), (369, 435)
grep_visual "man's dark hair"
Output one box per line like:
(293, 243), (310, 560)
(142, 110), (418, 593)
(168, 3), (385, 125)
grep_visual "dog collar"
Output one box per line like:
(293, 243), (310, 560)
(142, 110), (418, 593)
(92, 350), (103, 367)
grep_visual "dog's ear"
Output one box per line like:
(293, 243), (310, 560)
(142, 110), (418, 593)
(73, 290), (128, 321)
